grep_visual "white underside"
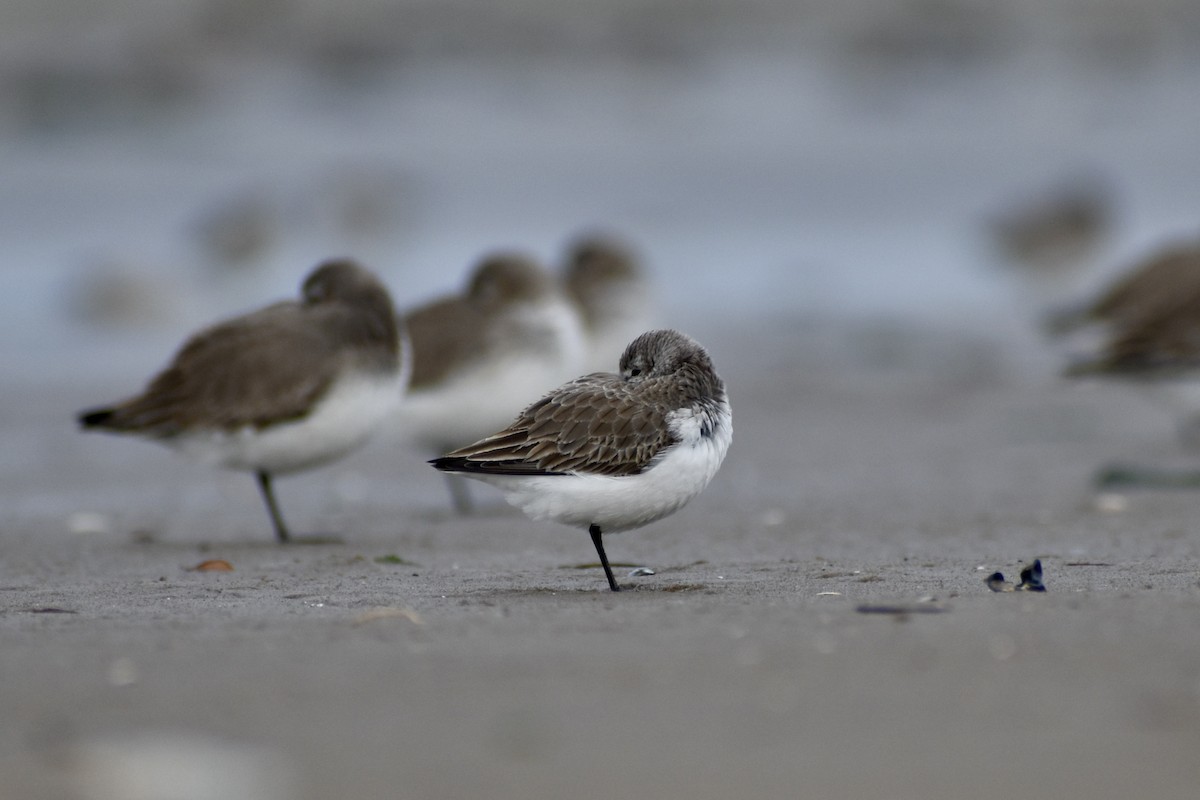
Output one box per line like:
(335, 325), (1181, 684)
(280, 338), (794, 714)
(398, 354), (575, 450)
(395, 299), (586, 451)
(1142, 379), (1200, 418)
(468, 398), (732, 532)
(170, 372), (404, 475)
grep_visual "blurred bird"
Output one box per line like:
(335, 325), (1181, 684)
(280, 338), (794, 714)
(192, 189), (279, 270)
(1062, 240), (1200, 486)
(397, 252), (586, 513)
(78, 259), (405, 542)
(559, 233), (655, 374)
(987, 172), (1117, 299)
(1045, 240), (1200, 338)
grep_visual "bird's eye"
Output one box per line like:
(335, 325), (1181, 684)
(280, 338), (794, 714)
(628, 367), (642, 378)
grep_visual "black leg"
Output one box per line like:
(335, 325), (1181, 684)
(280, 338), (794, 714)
(589, 524), (620, 592)
(256, 471), (291, 543)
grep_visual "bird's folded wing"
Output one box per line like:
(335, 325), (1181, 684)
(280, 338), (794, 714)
(103, 304), (345, 434)
(434, 376), (673, 477)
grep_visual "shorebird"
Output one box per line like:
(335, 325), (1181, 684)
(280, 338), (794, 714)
(78, 259), (405, 542)
(988, 172), (1115, 286)
(1046, 240), (1200, 338)
(398, 251), (585, 513)
(1065, 274), (1200, 416)
(431, 329), (731, 591)
(1062, 243), (1200, 486)
(560, 233), (655, 374)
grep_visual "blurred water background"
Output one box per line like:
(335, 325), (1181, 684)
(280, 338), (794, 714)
(2, 0), (1199, 386)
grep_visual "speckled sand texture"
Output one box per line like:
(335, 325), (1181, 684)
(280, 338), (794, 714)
(3, 316), (1200, 800)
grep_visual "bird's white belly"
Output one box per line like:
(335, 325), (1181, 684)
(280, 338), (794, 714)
(396, 301), (587, 451)
(1145, 378), (1200, 417)
(172, 373), (403, 475)
(398, 353), (570, 451)
(476, 399), (732, 532)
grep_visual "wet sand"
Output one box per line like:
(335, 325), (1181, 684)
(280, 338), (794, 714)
(3, 314), (1200, 800)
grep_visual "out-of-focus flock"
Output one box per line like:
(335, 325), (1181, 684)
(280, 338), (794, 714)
(77, 233), (656, 540)
(73, 168), (1200, 544)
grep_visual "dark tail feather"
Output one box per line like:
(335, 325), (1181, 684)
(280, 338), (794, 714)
(429, 456), (563, 477)
(430, 456), (478, 474)
(78, 407), (117, 429)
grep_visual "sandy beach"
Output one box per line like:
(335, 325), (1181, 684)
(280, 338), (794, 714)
(4, 1), (1200, 797)
(4, 312), (1200, 800)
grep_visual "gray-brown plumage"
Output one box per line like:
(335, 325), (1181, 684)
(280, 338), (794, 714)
(79, 258), (403, 542)
(1067, 297), (1200, 377)
(989, 174), (1114, 274)
(434, 329), (723, 478)
(562, 235), (642, 332)
(397, 251), (586, 513)
(1061, 242), (1200, 473)
(1048, 240), (1200, 337)
(432, 329), (733, 592)
(405, 253), (562, 391)
(561, 233), (654, 374)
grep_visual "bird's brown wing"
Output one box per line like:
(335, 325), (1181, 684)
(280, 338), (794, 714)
(98, 303), (348, 435)
(1100, 304), (1200, 373)
(403, 298), (487, 389)
(433, 375), (673, 477)
(1092, 250), (1200, 323)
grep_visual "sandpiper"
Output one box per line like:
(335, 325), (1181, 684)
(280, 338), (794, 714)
(1059, 241), (1200, 422)
(1065, 277), (1200, 401)
(1062, 244), (1200, 485)
(560, 233), (655, 374)
(398, 251), (586, 512)
(1046, 240), (1200, 338)
(78, 259), (405, 542)
(431, 329), (731, 591)
(988, 173), (1115, 283)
